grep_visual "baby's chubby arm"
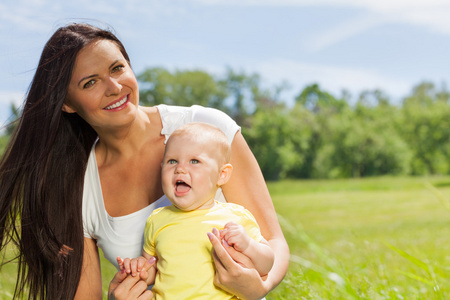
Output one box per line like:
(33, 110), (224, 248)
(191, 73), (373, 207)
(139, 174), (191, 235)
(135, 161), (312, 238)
(220, 222), (274, 276)
(116, 251), (157, 286)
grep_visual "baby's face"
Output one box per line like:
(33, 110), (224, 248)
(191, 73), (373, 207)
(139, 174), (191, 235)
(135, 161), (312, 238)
(161, 135), (222, 211)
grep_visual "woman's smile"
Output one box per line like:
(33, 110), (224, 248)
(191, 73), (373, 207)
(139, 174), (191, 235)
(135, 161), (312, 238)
(104, 95), (129, 110)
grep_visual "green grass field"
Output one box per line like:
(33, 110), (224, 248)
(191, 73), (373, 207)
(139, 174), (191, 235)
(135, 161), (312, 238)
(1, 176), (449, 299)
(267, 176), (450, 299)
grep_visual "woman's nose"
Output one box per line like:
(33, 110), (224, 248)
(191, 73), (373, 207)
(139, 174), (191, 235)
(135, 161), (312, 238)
(106, 77), (122, 96)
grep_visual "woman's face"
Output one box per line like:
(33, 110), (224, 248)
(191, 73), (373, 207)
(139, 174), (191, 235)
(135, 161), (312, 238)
(65, 39), (139, 132)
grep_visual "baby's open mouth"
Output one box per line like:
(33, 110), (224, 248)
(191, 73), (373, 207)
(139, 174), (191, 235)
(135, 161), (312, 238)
(175, 180), (191, 193)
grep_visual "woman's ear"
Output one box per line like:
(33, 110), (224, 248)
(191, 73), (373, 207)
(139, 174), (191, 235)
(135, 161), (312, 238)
(62, 103), (76, 113)
(217, 164), (233, 187)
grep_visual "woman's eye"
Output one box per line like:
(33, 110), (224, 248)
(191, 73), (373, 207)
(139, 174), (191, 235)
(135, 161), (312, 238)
(112, 65), (125, 73)
(190, 159), (199, 164)
(83, 80), (95, 89)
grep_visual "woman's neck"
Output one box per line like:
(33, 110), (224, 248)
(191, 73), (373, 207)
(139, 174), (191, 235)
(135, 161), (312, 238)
(95, 106), (161, 165)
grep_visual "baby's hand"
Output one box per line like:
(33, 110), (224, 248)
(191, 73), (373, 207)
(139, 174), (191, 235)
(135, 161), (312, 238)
(220, 222), (252, 253)
(116, 256), (148, 277)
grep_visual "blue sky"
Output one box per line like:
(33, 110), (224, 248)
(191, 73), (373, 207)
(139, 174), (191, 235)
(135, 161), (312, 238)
(1, 0), (450, 126)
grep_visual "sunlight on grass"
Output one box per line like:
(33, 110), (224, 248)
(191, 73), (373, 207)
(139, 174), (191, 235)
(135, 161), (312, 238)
(268, 176), (450, 299)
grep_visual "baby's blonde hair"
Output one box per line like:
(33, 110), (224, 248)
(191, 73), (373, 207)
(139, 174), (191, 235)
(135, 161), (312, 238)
(167, 123), (231, 164)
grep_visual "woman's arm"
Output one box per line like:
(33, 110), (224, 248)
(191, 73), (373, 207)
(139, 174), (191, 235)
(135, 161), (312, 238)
(219, 131), (290, 299)
(74, 238), (103, 299)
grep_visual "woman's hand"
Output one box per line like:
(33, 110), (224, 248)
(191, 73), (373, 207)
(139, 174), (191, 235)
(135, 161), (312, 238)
(208, 229), (268, 300)
(108, 259), (155, 300)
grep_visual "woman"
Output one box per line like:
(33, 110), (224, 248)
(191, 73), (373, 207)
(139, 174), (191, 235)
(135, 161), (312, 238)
(0, 23), (289, 299)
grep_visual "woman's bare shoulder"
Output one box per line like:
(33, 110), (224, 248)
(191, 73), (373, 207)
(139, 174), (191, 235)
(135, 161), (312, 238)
(139, 105), (159, 114)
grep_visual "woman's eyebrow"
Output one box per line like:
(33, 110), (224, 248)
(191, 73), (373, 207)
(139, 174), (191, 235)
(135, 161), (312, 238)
(109, 59), (120, 70)
(77, 60), (120, 87)
(78, 74), (97, 87)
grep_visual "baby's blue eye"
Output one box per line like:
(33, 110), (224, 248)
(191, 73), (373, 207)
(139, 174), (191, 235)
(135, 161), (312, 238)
(168, 159), (177, 164)
(190, 159), (199, 164)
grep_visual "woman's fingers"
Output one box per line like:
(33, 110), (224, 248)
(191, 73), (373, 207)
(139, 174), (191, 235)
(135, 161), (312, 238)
(137, 290), (153, 300)
(139, 257), (156, 281)
(207, 231), (236, 272)
(223, 245), (254, 269)
(109, 274), (149, 300)
(141, 257), (156, 272)
(212, 227), (221, 239)
(108, 270), (134, 299)
(109, 266), (128, 292)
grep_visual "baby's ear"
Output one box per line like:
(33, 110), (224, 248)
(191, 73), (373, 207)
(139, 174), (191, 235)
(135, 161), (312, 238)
(217, 163), (233, 186)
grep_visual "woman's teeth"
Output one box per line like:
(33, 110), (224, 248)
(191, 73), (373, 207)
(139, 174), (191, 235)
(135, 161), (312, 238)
(105, 96), (127, 110)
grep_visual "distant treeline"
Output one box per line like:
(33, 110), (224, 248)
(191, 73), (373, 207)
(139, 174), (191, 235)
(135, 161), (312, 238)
(138, 67), (450, 180)
(2, 67), (449, 180)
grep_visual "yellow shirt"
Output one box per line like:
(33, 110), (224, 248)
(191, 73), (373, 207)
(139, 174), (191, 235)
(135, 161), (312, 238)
(143, 201), (264, 300)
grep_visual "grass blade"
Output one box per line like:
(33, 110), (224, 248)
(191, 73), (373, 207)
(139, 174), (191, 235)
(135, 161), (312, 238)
(383, 241), (430, 276)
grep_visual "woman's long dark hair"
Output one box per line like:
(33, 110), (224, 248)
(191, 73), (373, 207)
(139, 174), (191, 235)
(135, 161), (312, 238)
(0, 23), (131, 299)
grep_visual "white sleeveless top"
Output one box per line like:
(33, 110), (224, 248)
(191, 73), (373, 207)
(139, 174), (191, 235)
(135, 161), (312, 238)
(82, 105), (240, 270)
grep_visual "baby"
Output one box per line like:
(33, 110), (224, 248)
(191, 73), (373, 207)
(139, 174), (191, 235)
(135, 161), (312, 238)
(118, 122), (274, 299)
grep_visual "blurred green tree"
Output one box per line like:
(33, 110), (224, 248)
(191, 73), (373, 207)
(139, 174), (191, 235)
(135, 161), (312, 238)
(138, 67), (228, 112)
(219, 67), (261, 126)
(293, 84), (348, 178)
(134, 66), (450, 179)
(244, 105), (299, 180)
(399, 82), (450, 174)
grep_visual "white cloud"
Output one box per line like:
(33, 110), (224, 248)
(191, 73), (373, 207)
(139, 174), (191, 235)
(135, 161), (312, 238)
(313, 2), (450, 50)
(304, 12), (391, 52)
(359, 0), (450, 35)
(194, 0), (450, 50)
(194, 0), (450, 9)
